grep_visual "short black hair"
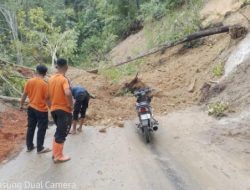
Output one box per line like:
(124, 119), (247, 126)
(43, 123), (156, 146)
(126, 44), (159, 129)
(36, 64), (48, 76)
(56, 58), (68, 68)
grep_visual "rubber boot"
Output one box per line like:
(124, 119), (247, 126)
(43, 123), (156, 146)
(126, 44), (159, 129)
(53, 143), (70, 163)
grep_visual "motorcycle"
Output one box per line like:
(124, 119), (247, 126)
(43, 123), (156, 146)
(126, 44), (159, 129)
(134, 87), (159, 143)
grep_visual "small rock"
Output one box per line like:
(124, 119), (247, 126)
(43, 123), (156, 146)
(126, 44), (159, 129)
(97, 170), (103, 175)
(99, 128), (107, 133)
(116, 121), (124, 128)
(2, 159), (8, 164)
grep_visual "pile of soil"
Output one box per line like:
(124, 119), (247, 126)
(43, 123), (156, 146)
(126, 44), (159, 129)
(67, 68), (135, 126)
(138, 34), (232, 114)
(66, 32), (233, 126)
(200, 0), (246, 27)
(0, 103), (27, 162)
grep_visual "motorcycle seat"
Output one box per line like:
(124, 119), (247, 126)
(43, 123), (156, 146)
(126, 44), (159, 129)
(136, 101), (149, 107)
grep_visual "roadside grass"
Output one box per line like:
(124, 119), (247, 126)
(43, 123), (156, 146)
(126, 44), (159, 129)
(212, 63), (224, 77)
(208, 102), (229, 118)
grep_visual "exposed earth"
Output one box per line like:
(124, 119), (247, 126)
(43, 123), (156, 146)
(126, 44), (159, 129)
(0, 103), (27, 163)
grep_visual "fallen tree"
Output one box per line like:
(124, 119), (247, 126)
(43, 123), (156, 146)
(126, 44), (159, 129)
(123, 73), (147, 93)
(0, 59), (33, 69)
(0, 95), (21, 102)
(0, 74), (22, 96)
(0, 95), (28, 108)
(109, 25), (247, 68)
(0, 61), (28, 97)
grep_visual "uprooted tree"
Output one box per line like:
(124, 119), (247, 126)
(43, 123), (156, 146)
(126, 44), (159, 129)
(110, 25), (248, 68)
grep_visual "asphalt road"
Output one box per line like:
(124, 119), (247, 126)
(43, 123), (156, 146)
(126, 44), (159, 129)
(0, 121), (199, 190)
(1, 108), (249, 190)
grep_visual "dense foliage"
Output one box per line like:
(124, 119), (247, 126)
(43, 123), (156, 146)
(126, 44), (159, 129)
(0, 0), (202, 69)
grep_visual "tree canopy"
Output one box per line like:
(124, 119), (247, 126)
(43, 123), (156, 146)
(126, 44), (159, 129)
(0, 0), (197, 68)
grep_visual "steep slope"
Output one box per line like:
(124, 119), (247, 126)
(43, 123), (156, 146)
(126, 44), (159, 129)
(106, 3), (250, 115)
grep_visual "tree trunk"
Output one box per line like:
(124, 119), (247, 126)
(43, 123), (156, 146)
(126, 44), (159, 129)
(0, 74), (22, 96)
(110, 25), (247, 68)
(16, 41), (23, 65)
(135, 0), (140, 9)
(51, 51), (57, 68)
(0, 95), (21, 102)
(0, 6), (23, 65)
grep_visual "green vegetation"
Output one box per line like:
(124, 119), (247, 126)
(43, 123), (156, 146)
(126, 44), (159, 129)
(212, 63), (224, 77)
(0, 0), (203, 71)
(144, 0), (203, 48)
(244, 0), (250, 4)
(208, 102), (229, 118)
(0, 65), (26, 97)
(100, 60), (142, 83)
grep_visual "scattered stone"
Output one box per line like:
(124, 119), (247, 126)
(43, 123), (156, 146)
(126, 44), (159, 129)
(97, 170), (103, 175)
(200, 82), (212, 103)
(2, 159), (8, 164)
(87, 69), (98, 74)
(99, 126), (111, 133)
(188, 78), (197, 93)
(99, 128), (107, 133)
(116, 121), (124, 128)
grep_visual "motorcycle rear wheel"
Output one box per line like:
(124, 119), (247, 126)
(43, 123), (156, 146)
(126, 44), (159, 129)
(144, 125), (150, 143)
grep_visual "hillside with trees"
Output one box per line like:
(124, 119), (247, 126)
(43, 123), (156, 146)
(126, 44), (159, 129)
(0, 0), (202, 68)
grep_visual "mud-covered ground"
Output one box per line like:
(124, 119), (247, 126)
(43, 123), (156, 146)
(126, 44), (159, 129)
(0, 102), (27, 163)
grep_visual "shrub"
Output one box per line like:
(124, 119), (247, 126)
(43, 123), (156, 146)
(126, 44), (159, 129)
(166, 0), (185, 9)
(213, 63), (224, 77)
(243, 0), (250, 4)
(2, 83), (11, 96)
(208, 102), (228, 118)
(144, 1), (202, 48)
(140, 1), (167, 22)
(100, 60), (142, 83)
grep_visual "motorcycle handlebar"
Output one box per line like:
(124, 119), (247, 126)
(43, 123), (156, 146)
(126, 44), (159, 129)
(134, 88), (153, 96)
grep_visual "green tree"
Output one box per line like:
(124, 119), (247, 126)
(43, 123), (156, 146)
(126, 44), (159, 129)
(18, 7), (78, 67)
(0, 1), (23, 64)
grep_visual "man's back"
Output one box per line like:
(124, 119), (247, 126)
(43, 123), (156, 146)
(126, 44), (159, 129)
(24, 77), (48, 112)
(72, 86), (87, 99)
(48, 73), (71, 113)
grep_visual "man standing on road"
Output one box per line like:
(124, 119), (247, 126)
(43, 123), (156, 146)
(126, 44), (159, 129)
(20, 65), (51, 154)
(70, 86), (90, 135)
(48, 58), (73, 163)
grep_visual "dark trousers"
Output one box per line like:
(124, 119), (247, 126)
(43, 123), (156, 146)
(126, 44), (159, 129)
(51, 110), (72, 144)
(27, 107), (48, 151)
(73, 92), (89, 121)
